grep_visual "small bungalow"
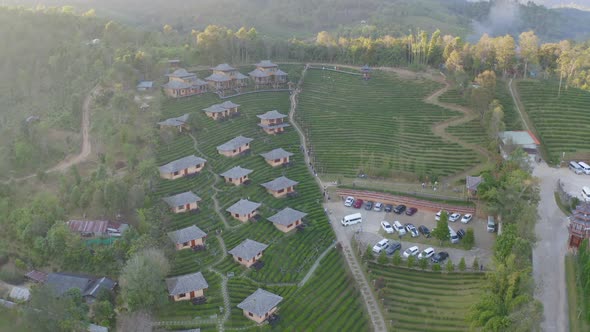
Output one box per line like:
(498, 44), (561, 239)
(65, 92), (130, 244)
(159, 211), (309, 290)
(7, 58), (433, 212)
(257, 110), (290, 135)
(163, 191), (202, 213)
(237, 288), (283, 323)
(158, 114), (190, 132)
(45, 273), (116, 303)
(260, 148), (294, 167)
(168, 225), (207, 250)
(163, 68), (208, 98)
(466, 175), (483, 196)
(136, 81), (154, 91)
(249, 60), (288, 88)
(202, 101), (240, 120)
(261, 176), (299, 198)
(217, 136), (253, 157)
(205, 64), (248, 90)
(220, 166), (253, 186)
(165, 271), (209, 302)
(228, 239), (268, 267)
(226, 199), (261, 222)
(267, 207), (307, 233)
(67, 220), (108, 237)
(159, 155), (207, 180)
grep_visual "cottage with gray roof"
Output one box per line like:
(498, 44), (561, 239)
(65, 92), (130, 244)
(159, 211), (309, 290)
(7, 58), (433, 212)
(159, 155), (207, 180)
(261, 176), (299, 198)
(163, 191), (202, 213)
(45, 273), (116, 303)
(206, 64), (248, 90)
(166, 271), (209, 302)
(158, 114), (190, 132)
(237, 288), (283, 323)
(220, 166), (253, 186)
(228, 239), (268, 267)
(466, 175), (483, 195)
(217, 136), (253, 157)
(257, 110), (289, 134)
(202, 101), (240, 120)
(163, 68), (208, 98)
(226, 199), (261, 222)
(268, 207), (307, 233)
(249, 60), (288, 87)
(168, 225), (207, 250)
(260, 148), (294, 167)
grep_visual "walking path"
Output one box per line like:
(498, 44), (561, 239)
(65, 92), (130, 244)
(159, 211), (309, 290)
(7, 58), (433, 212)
(508, 78), (531, 132)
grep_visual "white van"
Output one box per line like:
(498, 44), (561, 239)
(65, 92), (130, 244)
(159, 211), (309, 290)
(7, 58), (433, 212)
(583, 187), (590, 202)
(393, 221), (407, 236)
(341, 213), (362, 226)
(487, 216), (496, 233)
(578, 161), (590, 175)
(448, 226), (459, 244)
(569, 161), (584, 174)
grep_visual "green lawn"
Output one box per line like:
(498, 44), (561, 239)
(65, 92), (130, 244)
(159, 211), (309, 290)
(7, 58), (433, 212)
(368, 262), (485, 331)
(517, 80), (590, 162)
(565, 254), (590, 332)
(296, 69), (481, 179)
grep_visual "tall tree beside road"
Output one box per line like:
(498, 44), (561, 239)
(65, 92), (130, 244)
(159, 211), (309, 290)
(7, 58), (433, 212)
(518, 31), (539, 78)
(120, 248), (170, 312)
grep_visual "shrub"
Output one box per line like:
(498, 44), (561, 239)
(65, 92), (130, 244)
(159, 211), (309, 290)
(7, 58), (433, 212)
(459, 257), (466, 271)
(362, 245), (373, 262)
(472, 257), (479, 271)
(377, 251), (388, 265)
(419, 258), (428, 270)
(432, 263), (441, 272)
(446, 260), (454, 272)
(0, 264), (24, 284)
(407, 255), (416, 268)
(392, 252), (401, 266)
(462, 228), (475, 249)
(14, 258), (27, 271)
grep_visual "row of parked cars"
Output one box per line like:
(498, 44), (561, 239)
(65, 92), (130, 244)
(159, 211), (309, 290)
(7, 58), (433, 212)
(380, 221), (430, 238)
(372, 239), (449, 263)
(344, 196), (418, 215)
(435, 210), (473, 223)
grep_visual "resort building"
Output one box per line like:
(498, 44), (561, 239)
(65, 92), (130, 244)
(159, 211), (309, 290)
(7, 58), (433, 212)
(268, 208), (307, 233)
(237, 288), (283, 323)
(257, 110), (290, 135)
(158, 155), (207, 180)
(220, 166), (253, 186)
(261, 176), (298, 198)
(205, 64), (249, 90)
(248, 60), (288, 88)
(202, 101), (240, 120)
(163, 191), (202, 213)
(167, 225), (207, 250)
(226, 199), (261, 222)
(136, 81), (154, 92)
(217, 136), (253, 157)
(166, 272), (208, 302)
(162, 68), (208, 98)
(260, 148), (293, 167)
(228, 239), (268, 267)
(568, 203), (590, 248)
(158, 114), (190, 132)
(498, 130), (540, 159)
(45, 273), (116, 304)
(66, 220), (129, 238)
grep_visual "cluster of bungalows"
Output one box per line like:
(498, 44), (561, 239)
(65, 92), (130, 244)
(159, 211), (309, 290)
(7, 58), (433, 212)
(162, 60), (288, 98)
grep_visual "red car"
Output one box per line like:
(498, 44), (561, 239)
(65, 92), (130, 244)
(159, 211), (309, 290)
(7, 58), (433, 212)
(353, 199), (364, 209)
(405, 207), (418, 216)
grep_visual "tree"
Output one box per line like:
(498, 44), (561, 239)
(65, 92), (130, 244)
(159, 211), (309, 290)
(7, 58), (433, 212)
(445, 50), (464, 73)
(472, 257), (480, 271)
(419, 257), (428, 270)
(459, 257), (466, 271)
(519, 31), (539, 78)
(377, 251), (388, 264)
(482, 100), (505, 140)
(446, 260), (454, 272)
(462, 228), (475, 250)
(471, 70), (497, 118)
(92, 300), (115, 328)
(24, 285), (89, 332)
(392, 251), (402, 266)
(494, 35), (516, 77)
(432, 212), (450, 244)
(120, 248), (170, 311)
(432, 263), (441, 272)
(407, 255), (416, 268)
(362, 245), (373, 262)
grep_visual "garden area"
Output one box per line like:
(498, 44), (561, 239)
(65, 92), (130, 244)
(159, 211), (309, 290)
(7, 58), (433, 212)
(295, 69), (481, 179)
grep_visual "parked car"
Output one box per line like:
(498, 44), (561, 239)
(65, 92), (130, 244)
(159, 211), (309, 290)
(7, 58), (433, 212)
(392, 221), (407, 236)
(364, 201), (374, 210)
(404, 223), (419, 237)
(431, 251), (449, 263)
(381, 221), (394, 234)
(461, 214), (473, 224)
(384, 204), (394, 213)
(385, 241), (402, 255)
(405, 207), (418, 216)
(435, 210), (447, 221)
(344, 196), (355, 207)
(372, 239), (390, 254)
(374, 202), (383, 212)
(487, 216), (496, 232)
(457, 228), (466, 239)
(418, 225), (431, 238)
(418, 247), (435, 260)
(353, 199), (364, 209)
(393, 204), (407, 214)
(402, 246), (419, 258)
(449, 213), (461, 222)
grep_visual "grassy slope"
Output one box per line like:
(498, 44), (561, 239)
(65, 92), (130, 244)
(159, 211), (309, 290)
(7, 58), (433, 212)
(565, 255), (590, 332)
(296, 69), (480, 179)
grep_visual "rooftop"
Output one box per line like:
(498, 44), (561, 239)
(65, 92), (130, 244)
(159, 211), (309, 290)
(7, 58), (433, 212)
(158, 155), (207, 174)
(261, 176), (298, 191)
(228, 239), (268, 260)
(220, 166), (253, 179)
(203, 101), (240, 113)
(466, 175), (483, 191)
(25, 270), (48, 283)
(163, 191), (202, 207)
(137, 81), (154, 89)
(255, 60), (278, 68)
(237, 288), (283, 317)
(226, 199), (261, 216)
(260, 148), (293, 161)
(158, 114), (190, 127)
(217, 136), (253, 152)
(273, 69), (288, 76)
(205, 73), (232, 82)
(211, 63), (236, 72)
(46, 273), (115, 298)
(168, 225), (207, 244)
(234, 72), (249, 80)
(572, 203), (590, 226)
(268, 207), (307, 226)
(257, 110), (287, 120)
(67, 220), (108, 234)
(249, 68), (270, 78)
(167, 68), (196, 78)
(166, 272), (209, 296)
(499, 131), (540, 147)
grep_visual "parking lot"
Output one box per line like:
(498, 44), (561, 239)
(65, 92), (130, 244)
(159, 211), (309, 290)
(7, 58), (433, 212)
(555, 166), (590, 200)
(325, 200), (494, 267)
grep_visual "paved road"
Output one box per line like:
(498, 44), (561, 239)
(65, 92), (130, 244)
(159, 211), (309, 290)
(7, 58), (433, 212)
(532, 162), (570, 332)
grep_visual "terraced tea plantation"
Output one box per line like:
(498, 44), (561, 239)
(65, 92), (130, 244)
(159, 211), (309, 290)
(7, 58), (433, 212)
(368, 262), (485, 332)
(296, 70), (481, 178)
(517, 80), (590, 162)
